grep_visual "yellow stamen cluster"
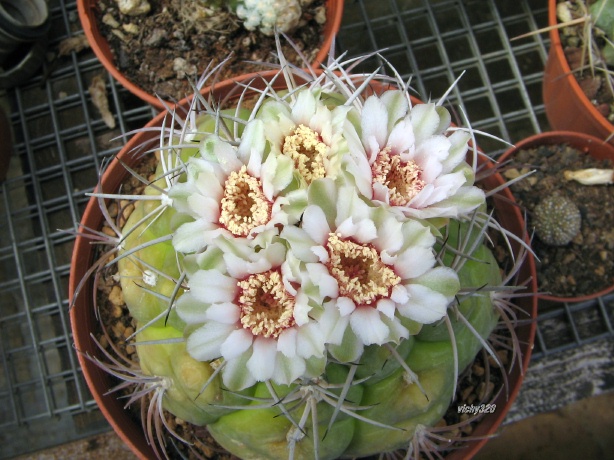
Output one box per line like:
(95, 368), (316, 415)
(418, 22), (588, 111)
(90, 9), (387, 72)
(218, 165), (271, 237)
(238, 269), (296, 338)
(372, 147), (425, 206)
(282, 124), (327, 184)
(326, 233), (401, 306)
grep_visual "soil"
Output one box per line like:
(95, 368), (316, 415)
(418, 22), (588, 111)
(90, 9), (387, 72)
(88, 152), (518, 459)
(557, 0), (614, 121)
(93, 0), (327, 102)
(503, 143), (614, 298)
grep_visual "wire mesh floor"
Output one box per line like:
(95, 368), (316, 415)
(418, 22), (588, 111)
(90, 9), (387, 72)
(0, 0), (612, 458)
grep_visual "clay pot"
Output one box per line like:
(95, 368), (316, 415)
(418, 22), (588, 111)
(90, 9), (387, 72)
(543, 0), (614, 145)
(77, 0), (344, 110)
(69, 71), (537, 459)
(498, 130), (614, 303)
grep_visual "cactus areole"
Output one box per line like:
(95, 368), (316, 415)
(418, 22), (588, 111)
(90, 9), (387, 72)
(69, 53), (537, 459)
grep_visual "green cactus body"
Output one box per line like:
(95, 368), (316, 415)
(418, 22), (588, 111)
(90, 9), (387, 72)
(136, 326), (253, 426)
(118, 158), (501, 457)
(101, 63), (526, 459)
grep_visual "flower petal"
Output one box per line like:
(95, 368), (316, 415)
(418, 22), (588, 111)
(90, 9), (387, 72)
(337, 296), (356, 316)
(361, 95), (388, 152)
(296, 323), (325, 358)
(397, 284), (449, 324)
(220, 328), (254, 360)
(273, 353), (306, 385)
(189, 270), (238, 304)
(277, 328), (298, 358)
(302, 204), (331, 245)
(376, 298), (396, 319)
(350, 307), (390, 345)
(175, 292), (209, 324)
(394, 246), (435, 280)
(186, 322), (234, 361)
(222, 350), (256, 391)
(173, 219), (213, 253)
(246, 337), (278, 381)
(205, 302), (241, 324)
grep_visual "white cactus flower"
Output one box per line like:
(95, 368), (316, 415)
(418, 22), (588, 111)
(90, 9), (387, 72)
(256, 88), (357, 188)
(168, 121), (297, 253)
(281, 178), (461, 362)
(346, 91), (486, 219)
(176, 235), (328, 391)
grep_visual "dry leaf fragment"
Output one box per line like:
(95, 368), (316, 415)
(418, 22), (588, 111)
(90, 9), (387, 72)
(58, 35), (90, 57)
(564, 168), (614, 184)
(89, 74), (116, 129)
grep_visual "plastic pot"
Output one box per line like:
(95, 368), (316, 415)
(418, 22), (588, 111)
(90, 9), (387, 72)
(543, 0), (614, 145)
(0, 0), (50, 88)
(77, 0), (344, 110)
(69, 70), (537, 459)
(499, 130), (614, 303)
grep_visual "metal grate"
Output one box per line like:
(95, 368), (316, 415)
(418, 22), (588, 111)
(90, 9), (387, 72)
(0, 0), (611, 458)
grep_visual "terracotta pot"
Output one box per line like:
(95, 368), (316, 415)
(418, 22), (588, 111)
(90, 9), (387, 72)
(77, 0), (344, 110)
(543, 0), (614, 145)
(69, 71), (537, 459)
(498, 130), (614, 304)
(443, 159), (537, 460)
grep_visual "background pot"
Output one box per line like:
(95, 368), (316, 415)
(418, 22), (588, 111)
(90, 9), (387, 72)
(499, 130), (614, 304)
(0, 0), (50, 88)
(0, 104), (12, 182)
(69, 71), (537, 459)
(77, 0), (344, 110)
(543, 0), (614, 145)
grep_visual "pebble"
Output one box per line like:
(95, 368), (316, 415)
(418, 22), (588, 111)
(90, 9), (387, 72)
(472, 363), (485, 377)
(125, 344), (136, 356)
(461, 423), (473, 435)
(144, 28), (168, 47)
(108, 285), (124, 308)
(102, 13), (120, 28)
(461, 385), (475, 402)
(477, 381), (495, 401)
(119, 203), (135, 226)
(107, 202), (118, 218)
(113, 321), (126, 338)
(122, 23), (139, 34)
(123, 326), (135, 339)
(102, 225), (116, 237)
(117, 0), (151, 16)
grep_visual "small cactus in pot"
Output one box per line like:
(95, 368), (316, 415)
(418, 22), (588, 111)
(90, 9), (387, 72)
(69, 47), (536, 459)
(173, 0), (313, 36)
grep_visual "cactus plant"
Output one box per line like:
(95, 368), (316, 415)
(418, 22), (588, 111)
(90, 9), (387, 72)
(173, 0), (307, 36)
(70, 47), (536, 459)
(532, 194), (582, 246)
(547, 0), (614, 122)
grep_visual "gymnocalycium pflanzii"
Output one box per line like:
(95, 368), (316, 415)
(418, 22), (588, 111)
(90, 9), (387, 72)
(72, 44), (535, 459)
